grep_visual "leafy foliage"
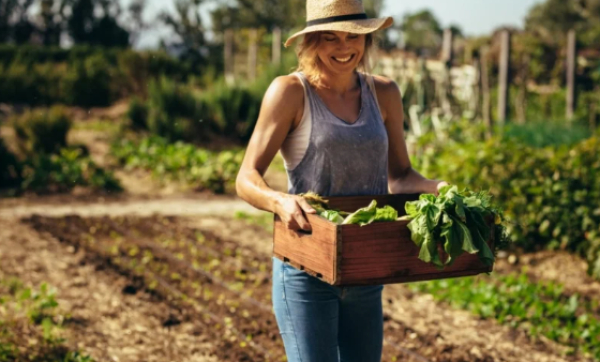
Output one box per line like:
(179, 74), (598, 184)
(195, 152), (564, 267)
(12, 106), (72, 155)
(411, 273), (600, 360)
(0, 138), (21, 190)
(20, 148), (122, 194)
(0, 46), (198, 107)
(413, 122), (600, 278)
(401, 185), (507, 268)
(0, 277), (95, 362)
(110, 136), (244, 194)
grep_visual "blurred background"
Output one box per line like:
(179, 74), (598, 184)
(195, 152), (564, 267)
(1, 1), (600, 361)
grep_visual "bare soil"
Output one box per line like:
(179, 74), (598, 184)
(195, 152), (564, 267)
(0, 196), (591, 361)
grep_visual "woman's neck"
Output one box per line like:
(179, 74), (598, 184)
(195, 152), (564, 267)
(316, 69), (359, 95)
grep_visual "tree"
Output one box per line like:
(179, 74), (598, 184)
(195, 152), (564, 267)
(401, 10), (443, 56)
(0, 0), (35, 43)
(39, 0), (68, 46)
(525, 0), (600, 48)
(67, 0), (130, 47)
(159, 0), (208, 67)
(210, 0), (305, 33)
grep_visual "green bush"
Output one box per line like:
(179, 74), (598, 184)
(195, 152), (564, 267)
(502, 120), (591, 148)
(111, 136), (243, 194)
(0, 138), (22, 189)
(200, 82), (261, 142)
(13, 106), (72, 155)
(412, 123), (600, 278)
(63, 54), (113, 107)
(127, 96), (149, 130)
(146, 76), (210, 142)
(21, 148), (122, 194)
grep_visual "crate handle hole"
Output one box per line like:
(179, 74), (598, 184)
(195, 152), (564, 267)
(283, 257), (290, 263)
(300, 265), (305, 270)
(316, 273), (323, 279)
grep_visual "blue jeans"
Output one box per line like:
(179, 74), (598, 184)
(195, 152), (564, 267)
(272, 257), (384, 362)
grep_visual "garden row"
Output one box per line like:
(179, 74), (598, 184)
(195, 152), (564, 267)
(0, 276), (94, 362)
(411, 273), (600, 360)
(27, 214), (494, 362)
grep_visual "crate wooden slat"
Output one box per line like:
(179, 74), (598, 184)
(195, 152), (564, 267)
(272, 193), (494, 286)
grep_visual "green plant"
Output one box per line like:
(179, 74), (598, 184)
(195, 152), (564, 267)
(21, 148), (122, 193)
(12, 106), (72, 155)
(411, 273), (600, 360)
(0, 278), (95, 362)
(400, 186), (507, 268)
(0, 138), (21, 189)
(63, 53), (113, 107)
(146, 76), (210, 142)
(111, 136), (243, 194)
(127, 96), (149, 130)
(502, 120), (590, 148)
(413, 124), (600, 278)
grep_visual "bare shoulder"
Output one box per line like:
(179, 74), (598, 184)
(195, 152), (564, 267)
(264, 74), (304, 106)
(370, 74), (402, 121)
(259, 74), (305, 128)
(371, 74), (401, 97)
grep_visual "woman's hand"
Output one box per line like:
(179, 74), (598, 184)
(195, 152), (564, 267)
(274, 194), (317, 232)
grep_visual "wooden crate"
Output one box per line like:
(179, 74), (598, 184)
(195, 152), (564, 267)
(272, 193), (494, 286)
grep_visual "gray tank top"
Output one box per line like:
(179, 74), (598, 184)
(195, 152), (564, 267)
(287, 71), (389, 197)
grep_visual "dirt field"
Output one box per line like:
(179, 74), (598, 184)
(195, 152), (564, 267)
(0, 195), (593, 362)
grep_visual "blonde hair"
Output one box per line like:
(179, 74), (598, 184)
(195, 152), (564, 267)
(295, 32), (376, 87)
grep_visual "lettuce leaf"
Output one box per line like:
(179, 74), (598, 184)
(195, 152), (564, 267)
(342, 200), (378, 226)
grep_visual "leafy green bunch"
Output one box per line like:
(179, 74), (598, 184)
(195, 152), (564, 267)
(400, 185), (507, 268)
(300, 192), (398, 226)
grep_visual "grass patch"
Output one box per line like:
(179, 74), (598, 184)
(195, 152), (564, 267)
(233, 211), (273, 233)
(410, 271), (600, 360)
(0, 276), (95, 362)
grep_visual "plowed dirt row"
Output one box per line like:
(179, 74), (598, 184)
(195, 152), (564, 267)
(3, 212), (580, 362)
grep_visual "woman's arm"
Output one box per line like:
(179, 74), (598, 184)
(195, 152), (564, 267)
(373, 76), (447, 195)
(236, 75), (316, 231)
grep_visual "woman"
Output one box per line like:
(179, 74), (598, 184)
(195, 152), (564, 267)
(236, 1), (448, 360)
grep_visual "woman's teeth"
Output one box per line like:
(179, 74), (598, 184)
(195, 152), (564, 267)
(333, 55), (353, 63)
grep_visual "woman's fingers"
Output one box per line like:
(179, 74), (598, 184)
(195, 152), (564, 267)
(297, 197), (317, 214)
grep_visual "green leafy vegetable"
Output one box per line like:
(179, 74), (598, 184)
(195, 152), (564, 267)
(300, 194), (398, 226)
(342, 200), (378, 226)
(403, 185), (507, 269)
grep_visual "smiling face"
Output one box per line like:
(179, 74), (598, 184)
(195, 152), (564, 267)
(315, 31), (366, 76)
(295, 31), (374, 85)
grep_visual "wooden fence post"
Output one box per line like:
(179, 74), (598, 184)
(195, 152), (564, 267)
(480, 46), (492, 137)
(440, 28), (454, 117)
(248, 28), (258, 81)
(566, 29), (576, 122)
(498, 30), (511, 126)
(272, 27), (282, 65)
(224, 29), (234, 85)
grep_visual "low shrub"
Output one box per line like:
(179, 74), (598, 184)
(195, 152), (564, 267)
(0, 138), (22, 189)
(63, 54), (113, 107)
(13, 106), (72, 155)
(0, 277), (95, 362)
(412, 123), (600, 278)
(111, 136), (243, 194)
(146, 76), (210, 142)
(127, 96), (149, 130)
(21, 148), (122, 194)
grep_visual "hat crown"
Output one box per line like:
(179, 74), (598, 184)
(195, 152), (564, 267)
(306, 0), (365, 22)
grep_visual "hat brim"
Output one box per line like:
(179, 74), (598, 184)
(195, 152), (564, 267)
(284, 17), (394, 47)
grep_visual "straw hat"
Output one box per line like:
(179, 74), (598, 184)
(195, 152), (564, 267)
(284, 0), (394, 47)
